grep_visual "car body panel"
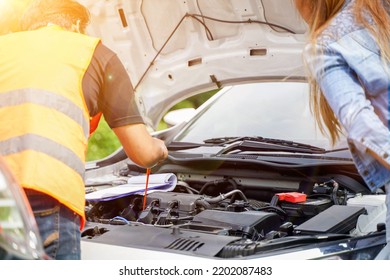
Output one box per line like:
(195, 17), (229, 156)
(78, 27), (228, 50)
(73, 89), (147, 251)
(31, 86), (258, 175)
(0, 157), (47, 260)
(79, 0), (307, 128)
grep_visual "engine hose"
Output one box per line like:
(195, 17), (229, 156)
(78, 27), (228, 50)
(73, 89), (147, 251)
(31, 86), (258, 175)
(330, 179), (347, 205)
(248, 199), (269, 209)
(195, 199), (212, 209)
(204, 189), (248, 204)
(217, 243), (257, 258)
(199, 178), (238, 195)
(176, 181), (199, 194)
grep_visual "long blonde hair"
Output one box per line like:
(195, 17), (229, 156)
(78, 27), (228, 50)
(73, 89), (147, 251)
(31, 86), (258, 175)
(303, 0), (390, 145)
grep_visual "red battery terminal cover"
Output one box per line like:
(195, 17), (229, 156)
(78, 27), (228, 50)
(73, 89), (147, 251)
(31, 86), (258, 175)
(276, 192), (307, 203)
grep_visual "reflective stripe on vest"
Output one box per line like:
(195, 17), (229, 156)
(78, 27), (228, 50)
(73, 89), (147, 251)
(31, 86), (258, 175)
(0, 26), (100, 228)
(0, 88), (89, 139)
(0, 134), (85, 177)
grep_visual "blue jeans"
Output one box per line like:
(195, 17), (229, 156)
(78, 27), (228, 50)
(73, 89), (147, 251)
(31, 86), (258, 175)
(25, 189), (81, 260)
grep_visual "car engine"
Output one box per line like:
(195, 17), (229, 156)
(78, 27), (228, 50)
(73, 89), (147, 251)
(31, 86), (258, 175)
(82, 163), (386, 258)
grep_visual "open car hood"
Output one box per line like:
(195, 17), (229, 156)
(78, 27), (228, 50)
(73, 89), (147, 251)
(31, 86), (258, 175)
(80, 0), (308, 129)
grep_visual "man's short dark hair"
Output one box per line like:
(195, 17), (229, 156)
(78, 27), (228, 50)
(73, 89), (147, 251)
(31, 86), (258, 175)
(20, 0), (90, 33)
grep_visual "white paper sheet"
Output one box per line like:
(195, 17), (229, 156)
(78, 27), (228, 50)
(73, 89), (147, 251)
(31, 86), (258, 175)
(85, 173), (177, 202)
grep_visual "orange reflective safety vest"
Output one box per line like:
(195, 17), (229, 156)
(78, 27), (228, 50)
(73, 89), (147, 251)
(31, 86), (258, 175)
(90, 112), (103, 136)
(0, 26), (100, 229)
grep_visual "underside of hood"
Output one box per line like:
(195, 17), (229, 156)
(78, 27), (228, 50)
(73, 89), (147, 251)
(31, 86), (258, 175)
(79, 0), (308, 129)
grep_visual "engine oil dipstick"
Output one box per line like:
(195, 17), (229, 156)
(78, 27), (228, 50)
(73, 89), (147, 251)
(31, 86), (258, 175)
(143, 168), (151, 210)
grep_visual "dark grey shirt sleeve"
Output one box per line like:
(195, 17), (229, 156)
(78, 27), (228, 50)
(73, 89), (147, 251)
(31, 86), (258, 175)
(82, 42), (144, 128)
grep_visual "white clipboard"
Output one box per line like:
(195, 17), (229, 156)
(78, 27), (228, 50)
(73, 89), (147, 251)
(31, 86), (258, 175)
(85, 173), (177, 202)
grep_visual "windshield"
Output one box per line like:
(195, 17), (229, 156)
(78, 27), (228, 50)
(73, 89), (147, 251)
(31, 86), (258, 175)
(173, 81), (344, 150)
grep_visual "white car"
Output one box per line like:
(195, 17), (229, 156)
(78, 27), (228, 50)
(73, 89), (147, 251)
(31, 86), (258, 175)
(78, 0), (387, 260)
(0, 156), (47, 260)
(2, 0), (386, 261)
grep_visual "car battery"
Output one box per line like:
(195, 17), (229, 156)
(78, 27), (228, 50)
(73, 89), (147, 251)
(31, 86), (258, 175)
(280, 197), (333, 219)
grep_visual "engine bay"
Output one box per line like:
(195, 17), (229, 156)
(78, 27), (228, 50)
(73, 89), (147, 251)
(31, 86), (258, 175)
(82, 163), (387, 258)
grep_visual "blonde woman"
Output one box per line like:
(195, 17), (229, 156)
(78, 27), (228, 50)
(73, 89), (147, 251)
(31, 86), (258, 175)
(294, 0), (390, 259)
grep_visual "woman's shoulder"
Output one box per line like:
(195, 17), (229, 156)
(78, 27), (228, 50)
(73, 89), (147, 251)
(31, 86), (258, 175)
(318, 0), (363, 46)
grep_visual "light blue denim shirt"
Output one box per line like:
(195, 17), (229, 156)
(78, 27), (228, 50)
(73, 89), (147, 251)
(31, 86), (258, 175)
(304, 0), (390, 192)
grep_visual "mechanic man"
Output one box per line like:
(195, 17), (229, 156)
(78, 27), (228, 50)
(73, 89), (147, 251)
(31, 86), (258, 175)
(0, 0), (168, 259)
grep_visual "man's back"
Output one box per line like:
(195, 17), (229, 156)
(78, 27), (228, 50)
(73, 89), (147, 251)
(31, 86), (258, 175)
(0, 25), (100, 223)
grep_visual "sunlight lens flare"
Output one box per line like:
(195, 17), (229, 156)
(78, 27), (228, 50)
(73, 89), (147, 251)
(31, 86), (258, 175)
(0, 0), (33, 34)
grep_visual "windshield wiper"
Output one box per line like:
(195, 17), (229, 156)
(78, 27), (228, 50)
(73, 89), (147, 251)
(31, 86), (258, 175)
(167, 141), (208, 151)
(168, 136), (326, 154)
(204, 136), (326, 155)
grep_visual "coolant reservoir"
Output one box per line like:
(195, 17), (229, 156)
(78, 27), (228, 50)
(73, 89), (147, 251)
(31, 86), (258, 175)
(347, 194), (386, 235)
(347, 194), (386, 213)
